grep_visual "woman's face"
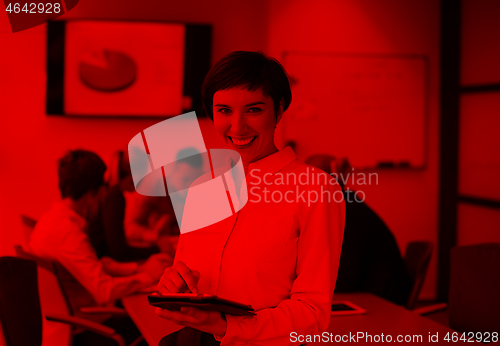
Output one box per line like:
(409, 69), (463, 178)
(213, 87), (282, 165)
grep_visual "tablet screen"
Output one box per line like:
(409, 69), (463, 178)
(331, 300), (366, 315)
(331, 303), (356, 311)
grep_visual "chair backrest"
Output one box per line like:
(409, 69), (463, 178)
(14, 246), (74, 346)
(14, 245), (98, 318)
(404, 241), (433, 310)
(14, 246), (73, 316)
(0, 257), (43, 346)
(449, 243), (500, 333)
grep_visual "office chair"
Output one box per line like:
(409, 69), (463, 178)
(449, 243), (500, 333)
(13, 246), (135, 346)
(0, 256), (125, 346)
(404, 241), (433, 310)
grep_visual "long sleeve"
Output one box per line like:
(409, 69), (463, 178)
(219, 182), (345, 345)
(52, 223), (152, 304)
(29, 210), (152, 305)
(167, 148), (346, 345)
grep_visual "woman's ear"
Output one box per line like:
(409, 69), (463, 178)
(276, 98), (285, 126)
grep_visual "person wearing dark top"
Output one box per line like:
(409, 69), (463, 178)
(306, 155), (411, 305)
(87, 203), (110, 259)
(102, 184), (161, 261)
(88, 150), (164, 261)
(337, 189), (411, 305)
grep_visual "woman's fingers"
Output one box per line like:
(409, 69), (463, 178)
(155, 307), (196, 325)
(192, 270), (201, 284)
(155, 307), (209, 325)
(158, 261), (200, 294)
(163, 273), (185, 293)
(174, 262), (199, 294)
(158, 269), (188, 293)
(170, 270), (192, 292)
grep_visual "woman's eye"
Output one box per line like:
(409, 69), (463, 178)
(217, 108), (231, 114)
(248, 107), (262, 113)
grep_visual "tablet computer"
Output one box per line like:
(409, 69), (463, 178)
(148, 293), (256, 316)
(331, 300), (367, 315)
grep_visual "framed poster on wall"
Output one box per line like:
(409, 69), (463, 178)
(46, 20), (211, 117)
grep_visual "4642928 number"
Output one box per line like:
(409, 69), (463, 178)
(5, 3), (61, 13)
(444, 331), (498, 343)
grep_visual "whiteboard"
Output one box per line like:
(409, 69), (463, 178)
(280, 52), (428, 169)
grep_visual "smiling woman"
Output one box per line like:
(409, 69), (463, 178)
(213, 87), (280, 168)
(156, 51), (346, 346)
(203, 51), (292, 170)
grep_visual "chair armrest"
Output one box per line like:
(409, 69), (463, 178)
(79, 306), (128, 317)
(412, 303), (447, 315)
(45, 313), (125, 346)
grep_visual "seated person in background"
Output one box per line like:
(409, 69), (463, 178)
(29, 149), (171, 309)
(306, 155), (411, 305)
(123, 148), (204, 256)
(97, 150), (165, 261)
(124, 192), (178, 248)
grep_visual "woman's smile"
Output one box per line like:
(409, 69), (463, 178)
(227, 135), (257, 147)
(213, 87), (282, 167)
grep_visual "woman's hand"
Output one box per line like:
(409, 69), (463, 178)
(155, 262), (226, 336)
(155, 307), (227, 338)
(158, 261), (201, 294)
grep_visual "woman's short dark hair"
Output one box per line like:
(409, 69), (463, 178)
(201, 51), (292, 120)
(58, 149), (107, 200)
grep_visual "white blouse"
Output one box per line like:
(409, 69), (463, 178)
(174, 147), (345, 345)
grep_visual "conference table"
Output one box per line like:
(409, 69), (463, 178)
(122, 292), (456, 345)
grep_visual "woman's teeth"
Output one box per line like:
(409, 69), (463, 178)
(230, 136), (256, 146)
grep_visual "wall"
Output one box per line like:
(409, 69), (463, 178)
(267, 0), (441, 299)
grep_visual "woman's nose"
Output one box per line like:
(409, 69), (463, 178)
(230, 113), (248, 133)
